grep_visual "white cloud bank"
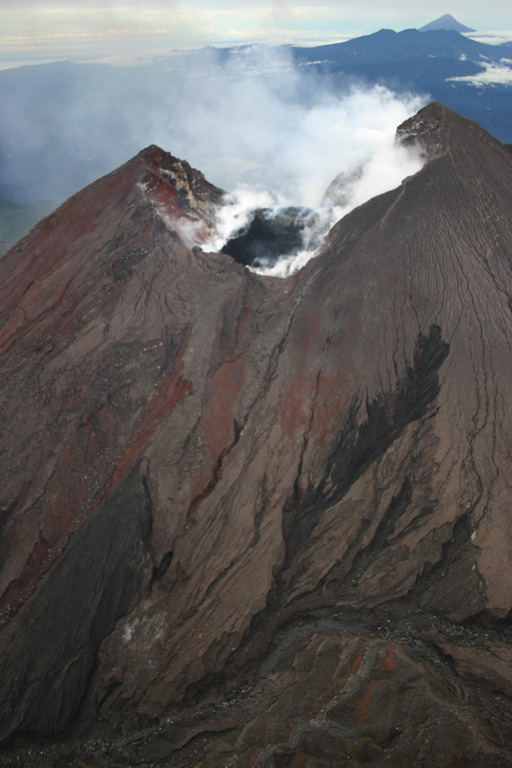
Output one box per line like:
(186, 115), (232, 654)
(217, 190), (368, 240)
(465, 31), (512, 46)
(447, 60), (512, 86)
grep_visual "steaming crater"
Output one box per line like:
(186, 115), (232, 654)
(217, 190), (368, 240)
(206, 136), (426, 277)
(221, 206), (327, 269)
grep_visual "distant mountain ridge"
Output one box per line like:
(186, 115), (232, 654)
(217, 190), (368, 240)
(292, 27), (498, 66)
(291, 27), (512, 144)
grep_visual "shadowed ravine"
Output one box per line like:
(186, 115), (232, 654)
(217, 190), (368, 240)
(1, 103), (512, 766)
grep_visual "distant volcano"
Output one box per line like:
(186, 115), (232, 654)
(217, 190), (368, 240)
(419, 13), (475, 32)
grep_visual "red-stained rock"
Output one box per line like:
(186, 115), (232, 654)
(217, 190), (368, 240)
(1, 105), (512, 766)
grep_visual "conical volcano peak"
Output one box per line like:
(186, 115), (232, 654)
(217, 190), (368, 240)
(134, 144), (225, 241)
(136, 144), (224, 211)
(419, 13), (475, 32)
(395, 100), (507, 162)
(395, 101), (455, 158)
(2, 104), (512, 765)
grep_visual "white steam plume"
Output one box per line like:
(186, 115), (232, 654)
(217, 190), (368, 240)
(148, 53), (426, 211)
(187, 61), (427, 275)
(205, 186), (277, 254)
(0, 45), (427, 276)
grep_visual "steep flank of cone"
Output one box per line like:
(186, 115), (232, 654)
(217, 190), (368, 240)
(1, 103), (512, 765)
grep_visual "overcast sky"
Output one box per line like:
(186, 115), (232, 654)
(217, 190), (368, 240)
(1, 1), (511, 66)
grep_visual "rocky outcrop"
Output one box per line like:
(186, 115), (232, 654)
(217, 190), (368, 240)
(1, 103), (512, 766)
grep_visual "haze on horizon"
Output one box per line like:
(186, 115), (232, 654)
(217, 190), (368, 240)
(1, 0), (512, 67)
